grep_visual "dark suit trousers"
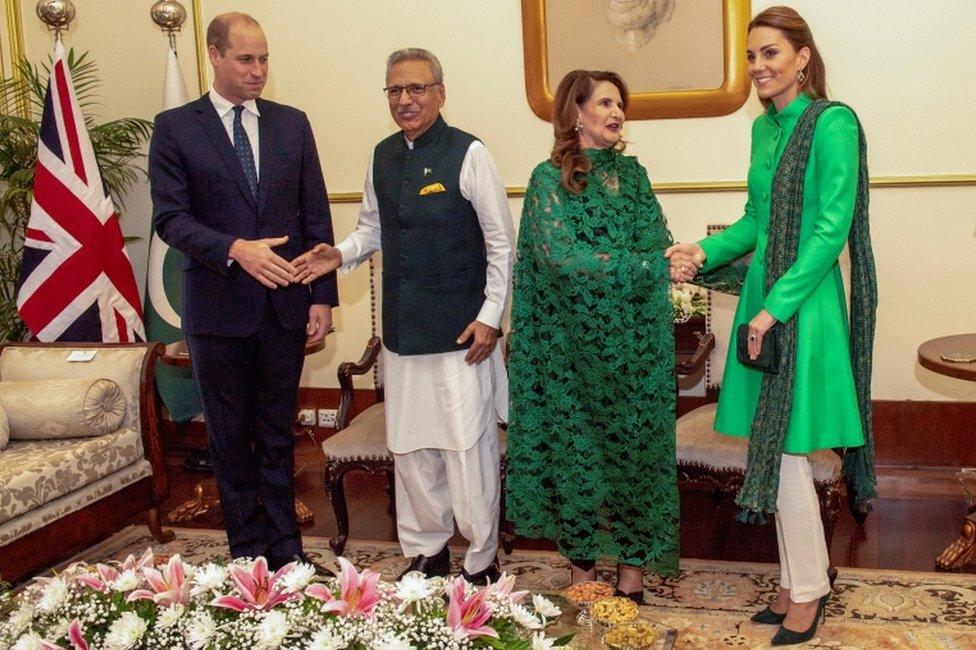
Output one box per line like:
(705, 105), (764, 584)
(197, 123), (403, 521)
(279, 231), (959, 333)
(187, 301), (306, 561)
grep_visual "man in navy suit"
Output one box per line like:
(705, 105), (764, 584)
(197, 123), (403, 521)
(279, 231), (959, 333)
(149, 12), (337, 570)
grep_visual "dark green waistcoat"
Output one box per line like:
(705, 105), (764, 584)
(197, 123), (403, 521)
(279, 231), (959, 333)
(373, 115), (487, 355)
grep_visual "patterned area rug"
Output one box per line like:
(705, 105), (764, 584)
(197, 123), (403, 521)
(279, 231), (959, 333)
(72, 526), (976, 649)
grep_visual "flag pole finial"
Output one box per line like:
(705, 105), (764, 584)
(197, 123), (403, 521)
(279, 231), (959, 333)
(36, 0), (75, 39)
(150, 1), (188, 51)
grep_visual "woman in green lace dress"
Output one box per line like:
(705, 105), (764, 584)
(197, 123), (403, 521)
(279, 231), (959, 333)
(507, 70), (679, 603)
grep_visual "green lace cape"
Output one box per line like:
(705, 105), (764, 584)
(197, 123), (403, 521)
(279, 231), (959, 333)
(506, 148), (679, 572)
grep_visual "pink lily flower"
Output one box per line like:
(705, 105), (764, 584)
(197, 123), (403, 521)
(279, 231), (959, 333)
(71, 548), (153, 592)
(127, 554), (191, 606)
(487, 572), (528, 604)
(304, 557), (382, 618)
(210, 557), (299, 612)
(67, 620), (90, 650)
(445, 576), (499, 641)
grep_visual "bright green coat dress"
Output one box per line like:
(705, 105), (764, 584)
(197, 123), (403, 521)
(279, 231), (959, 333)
(698, 93), (866, 453)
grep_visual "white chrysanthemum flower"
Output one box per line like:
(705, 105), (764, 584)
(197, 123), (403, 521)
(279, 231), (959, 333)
(110, 569), (140, 592)
(189, 563), (226, 597)
(185, 612), (217, 649)
(510, 603), (544, 630)
(255, 610), (289, 649)
(373, 633), (415, 650)
(531, 632), (556, 650)
(307, 627), (346, 650)
(157, 603), (185, 629)
(394, 572), (434, 604)
(49, 618), (71, 641)
(6, 604), (36, 635)
(37, 577), (68, 613)
(103, 611), (148, 650)
(11, 632), (45, 650)
(532, 594), (561, 619)
(278, 563), (316, 594)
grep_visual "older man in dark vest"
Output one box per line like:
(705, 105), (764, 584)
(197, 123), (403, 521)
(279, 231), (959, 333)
(294, 48), (513, 584)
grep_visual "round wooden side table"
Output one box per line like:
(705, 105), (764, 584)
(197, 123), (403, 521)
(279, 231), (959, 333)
(917, 333), (976, 571)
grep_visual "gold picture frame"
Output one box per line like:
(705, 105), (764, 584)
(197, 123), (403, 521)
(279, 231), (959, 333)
(521, 0), (751, 121)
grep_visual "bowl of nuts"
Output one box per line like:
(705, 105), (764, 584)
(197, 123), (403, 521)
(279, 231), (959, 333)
(564, 581), (614, 606)
(590, 595), (640, 626)
(602, 619), (664, 649)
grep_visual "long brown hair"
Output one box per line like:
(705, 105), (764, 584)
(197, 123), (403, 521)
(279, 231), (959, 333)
(550, 70), (629, 194)
(749, 6), (827, 108)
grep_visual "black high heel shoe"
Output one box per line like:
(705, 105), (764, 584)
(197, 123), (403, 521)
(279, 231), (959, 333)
(751, 567), (838, 625)
(770, 591), (829, 646)
(613, 587), (645, 605)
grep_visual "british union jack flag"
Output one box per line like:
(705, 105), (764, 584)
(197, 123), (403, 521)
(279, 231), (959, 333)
(16, 41), (144, 342)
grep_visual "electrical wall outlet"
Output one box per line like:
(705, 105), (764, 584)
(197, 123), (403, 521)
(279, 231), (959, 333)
(298, 409), (316, 426)
(317, 408), (338, 428)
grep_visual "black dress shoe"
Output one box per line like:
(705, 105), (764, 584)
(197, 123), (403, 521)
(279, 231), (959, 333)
(752, 567), (838, 625)
(771, 592), (829, 646)
(461, 559), (501, 586)
(613, 588), (645, 605)
(397, 546), (450, 580)
(273, 552), (335, 577)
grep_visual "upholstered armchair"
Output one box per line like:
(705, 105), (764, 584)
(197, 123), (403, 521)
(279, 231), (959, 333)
(0, 342), (172, 582)
(320, 336), (512, 556)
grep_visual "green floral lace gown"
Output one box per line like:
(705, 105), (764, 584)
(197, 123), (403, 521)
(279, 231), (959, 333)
(507, 148), (679, 573)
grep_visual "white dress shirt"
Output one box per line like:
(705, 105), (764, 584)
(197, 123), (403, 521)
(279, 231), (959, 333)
(335, 137), (515, 453)
(208, 86), (260, 180)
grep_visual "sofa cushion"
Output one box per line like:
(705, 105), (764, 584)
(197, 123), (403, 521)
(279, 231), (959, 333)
(0, 378), (125, 440)
(0, 402), (8, 450)
(0, 428), (143, 526)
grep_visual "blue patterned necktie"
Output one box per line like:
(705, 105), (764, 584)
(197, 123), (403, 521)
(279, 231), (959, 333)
(232, 105), (258, 199)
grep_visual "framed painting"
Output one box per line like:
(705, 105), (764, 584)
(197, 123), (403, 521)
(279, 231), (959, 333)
(521, 0), (751, 121)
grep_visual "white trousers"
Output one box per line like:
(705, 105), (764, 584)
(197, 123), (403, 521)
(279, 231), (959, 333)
(393, 426), (500, 574)
(775, 454), (831, 603)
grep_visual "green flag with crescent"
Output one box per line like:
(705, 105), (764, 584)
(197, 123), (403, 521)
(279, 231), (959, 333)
(144, 45), (201, 421)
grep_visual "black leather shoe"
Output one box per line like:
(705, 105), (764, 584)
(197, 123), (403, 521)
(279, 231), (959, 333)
(397, 546), (450, 580)
(752, 567), (837, 625)
(770, 592), (829, 646)
(461, 559), (501, 586)
(613, 588), (645, 605)
(273, 552), (335, 577)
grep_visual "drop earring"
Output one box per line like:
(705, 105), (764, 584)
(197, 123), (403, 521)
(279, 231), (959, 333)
(575, 118), (583, 132)
(797, 69), (807, 83)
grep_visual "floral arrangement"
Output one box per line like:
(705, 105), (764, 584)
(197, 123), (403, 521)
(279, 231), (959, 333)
(671, 283), (707, 323)
(0, 550), (572, 650)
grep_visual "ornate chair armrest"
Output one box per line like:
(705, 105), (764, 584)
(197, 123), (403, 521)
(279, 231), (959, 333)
(676, 332), (715, 376)
(336, 336), (382, 431)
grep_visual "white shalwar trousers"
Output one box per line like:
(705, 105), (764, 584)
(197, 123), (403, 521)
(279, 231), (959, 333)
(393, 426), (500, 574)
(775, 453), (831, 603)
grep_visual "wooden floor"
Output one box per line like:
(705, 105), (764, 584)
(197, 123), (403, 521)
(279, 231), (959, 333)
(154, 434), (976, 574)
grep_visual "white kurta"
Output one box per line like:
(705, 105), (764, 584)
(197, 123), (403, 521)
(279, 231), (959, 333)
(335, 138), (514, 454)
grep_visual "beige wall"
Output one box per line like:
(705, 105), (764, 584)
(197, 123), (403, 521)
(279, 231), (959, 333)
(2, 1), (974, 400)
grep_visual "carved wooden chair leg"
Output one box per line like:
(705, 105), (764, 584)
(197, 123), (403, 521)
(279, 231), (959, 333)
(385, 467), (396, 515)
(147, 507), (175, 543)
(326, 466), (351, 556)
(846, 477), (870, 526)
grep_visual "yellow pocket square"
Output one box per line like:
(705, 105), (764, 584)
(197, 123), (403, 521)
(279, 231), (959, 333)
(419, 182), (446, 196)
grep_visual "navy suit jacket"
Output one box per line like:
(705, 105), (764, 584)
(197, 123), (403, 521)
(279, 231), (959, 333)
(149, 95), (338, 337)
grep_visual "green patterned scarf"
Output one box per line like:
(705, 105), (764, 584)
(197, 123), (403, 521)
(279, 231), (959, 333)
(700, 100), (878, 519)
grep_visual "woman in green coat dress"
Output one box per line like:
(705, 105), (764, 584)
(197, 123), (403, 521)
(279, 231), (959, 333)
(667, 6), (877, 646)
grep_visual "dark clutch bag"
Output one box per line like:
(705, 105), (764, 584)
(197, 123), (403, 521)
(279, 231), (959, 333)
(736, 323), (779, 373)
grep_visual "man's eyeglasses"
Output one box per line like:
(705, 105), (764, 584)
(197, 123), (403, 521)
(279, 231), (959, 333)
(383, 83), (441, 100)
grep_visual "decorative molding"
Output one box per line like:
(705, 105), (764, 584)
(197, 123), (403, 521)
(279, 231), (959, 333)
(324, 174), (976, 204)
(3, 0), (27, 116)
(191, 0), (206, 96)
